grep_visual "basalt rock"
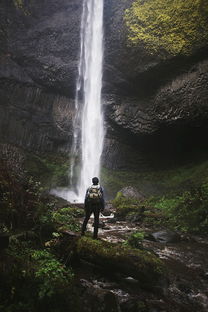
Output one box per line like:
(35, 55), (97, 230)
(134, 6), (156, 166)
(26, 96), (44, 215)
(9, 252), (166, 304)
(0, 0), (208, 171)
(0, 81), (74, 153)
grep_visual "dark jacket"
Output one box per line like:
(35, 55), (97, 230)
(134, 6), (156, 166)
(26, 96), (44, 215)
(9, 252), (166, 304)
(84, 184), (105, 211)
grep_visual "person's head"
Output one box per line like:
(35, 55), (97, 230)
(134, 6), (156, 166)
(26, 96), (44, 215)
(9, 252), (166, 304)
(92, 177), (99, 185)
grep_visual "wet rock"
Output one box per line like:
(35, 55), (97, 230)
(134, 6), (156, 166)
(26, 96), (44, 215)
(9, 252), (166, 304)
(92, 221), (105, 229)
(148, 299), (166, 312)
(126, 211), (145, 223)
(204, 272), (208, 280)
(120, 298), (147, 312)
(151, 230), (181, 243)
(49, 194), (72, 209)
(123, 276), (138, 285)
(119, 186), (145, 200)
(106, 218), (117, 224)
(101, 209), (112, 216)
(92, 280), (119, 290)
(59, 229), (79, 238)
(176, 280), (192, 294)
(79, 279), (120, 312)
(105, 203), (114, 211)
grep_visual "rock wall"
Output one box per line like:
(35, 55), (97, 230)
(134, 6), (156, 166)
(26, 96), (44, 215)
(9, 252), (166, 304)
(0, 80), (74, 153)
(0, 0), (208, 170)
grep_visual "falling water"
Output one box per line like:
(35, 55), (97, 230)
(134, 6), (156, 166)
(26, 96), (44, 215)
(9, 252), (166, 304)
(69, 0), (104, 202)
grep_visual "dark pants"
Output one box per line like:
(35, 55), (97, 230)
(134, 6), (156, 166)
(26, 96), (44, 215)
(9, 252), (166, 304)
(81, 203), (101, 239)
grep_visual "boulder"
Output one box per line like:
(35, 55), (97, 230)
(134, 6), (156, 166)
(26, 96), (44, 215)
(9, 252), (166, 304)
(106, 218), (117, 224)
(101, 209), (112, 217)
(151, 230), (181, 244)
(79, 279), (120, 312)
(119, 186), (145, 200)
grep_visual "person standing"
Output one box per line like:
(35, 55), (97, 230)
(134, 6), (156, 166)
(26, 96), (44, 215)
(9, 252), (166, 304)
(81, 177), (104, 239)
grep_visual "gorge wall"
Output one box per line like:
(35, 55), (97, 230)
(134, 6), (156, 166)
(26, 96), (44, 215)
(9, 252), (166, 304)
(1, 0), (208, 172)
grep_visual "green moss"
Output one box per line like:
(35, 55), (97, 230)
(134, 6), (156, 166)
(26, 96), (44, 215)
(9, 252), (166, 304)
(125, 0), (208, 56)
(154, 181), (208, 233)
(76, 237), (165, 287)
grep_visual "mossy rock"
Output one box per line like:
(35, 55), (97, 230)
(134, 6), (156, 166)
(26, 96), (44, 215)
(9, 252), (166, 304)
(125, 0), (208, 56)
(76, 237), (166, 289)
(112, 192), (144, 220)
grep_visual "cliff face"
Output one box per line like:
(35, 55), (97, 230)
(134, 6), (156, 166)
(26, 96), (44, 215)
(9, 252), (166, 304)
(103, 0), (208, 169)
(0, 0), (208, 170)
(0, 0), (81, 152)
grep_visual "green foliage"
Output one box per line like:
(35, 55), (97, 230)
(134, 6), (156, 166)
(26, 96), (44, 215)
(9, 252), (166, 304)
(0, 240), (75, 312)
(124, 231), (145, 249)
(125, 0), (208, 56)
(25, 153), (70, 188)
(52, 207), (83, 232)
(0, 158), (47, 230)
(31, 250), (74, 299)
(154, 182), (208, 232)
(101, 159), (208, 199)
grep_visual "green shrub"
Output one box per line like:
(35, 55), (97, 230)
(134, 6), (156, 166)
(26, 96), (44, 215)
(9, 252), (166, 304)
(31, 249), (74, 299)
(0, 240), (75, 312)
(0, 158), (48, 230)
(124, 231), (145, 249)
(154, 182), (208, 233)
(52, 207), (82, 232)
(25, 153), (70, 188)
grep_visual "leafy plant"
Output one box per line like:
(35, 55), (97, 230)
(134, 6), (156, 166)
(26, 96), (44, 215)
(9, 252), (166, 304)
(1, 240), (75, 312)
(52, 207), (82, 232)
(124, 231), (145, 249)
(31, 250), (74, 299)
(0, 158), (45, 230)
(154, 182), (208, 233)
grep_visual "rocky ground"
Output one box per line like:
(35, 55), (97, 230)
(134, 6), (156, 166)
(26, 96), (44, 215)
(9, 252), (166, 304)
(70, 204), (208, 312)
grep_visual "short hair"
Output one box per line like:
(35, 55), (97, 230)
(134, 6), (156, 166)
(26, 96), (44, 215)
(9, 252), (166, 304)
(92, 177), (99, 185)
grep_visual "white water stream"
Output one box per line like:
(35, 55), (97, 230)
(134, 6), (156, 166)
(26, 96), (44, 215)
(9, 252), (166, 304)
(52, 0), (104, 202)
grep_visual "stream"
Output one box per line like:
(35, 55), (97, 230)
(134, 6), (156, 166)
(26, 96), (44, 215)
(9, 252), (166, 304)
(75, 206), (208, 312)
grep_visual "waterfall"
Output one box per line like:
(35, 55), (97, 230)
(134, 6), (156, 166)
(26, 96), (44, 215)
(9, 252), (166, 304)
(69, 0), (104, 202)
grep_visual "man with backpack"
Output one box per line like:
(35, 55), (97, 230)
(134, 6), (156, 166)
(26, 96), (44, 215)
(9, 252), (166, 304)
(81, 177), (105, 239)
